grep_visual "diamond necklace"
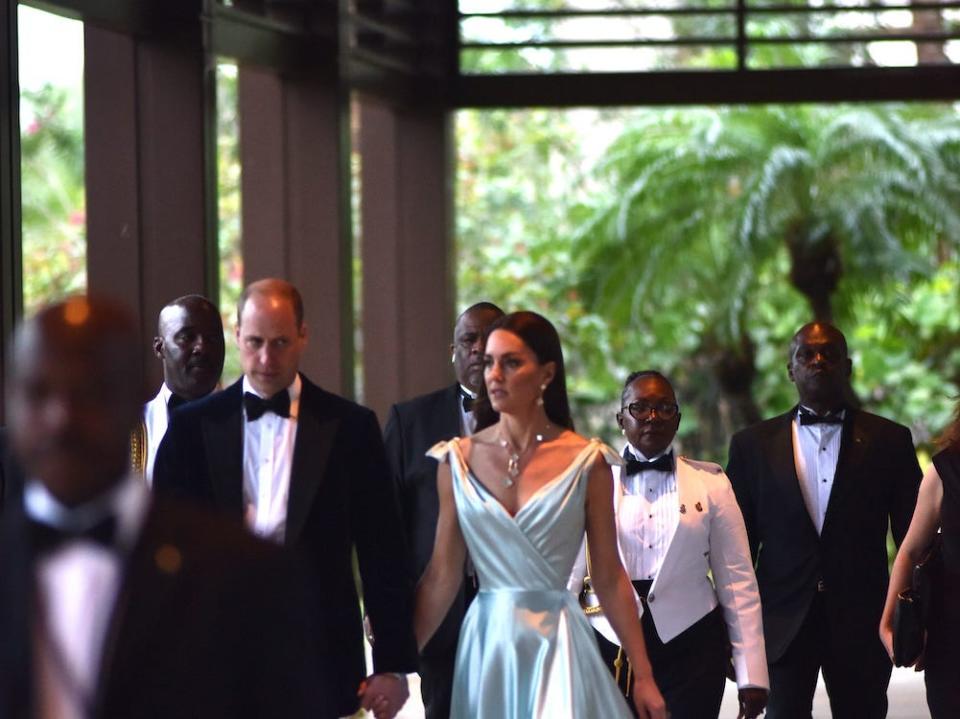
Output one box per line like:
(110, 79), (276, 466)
(498, 425), (551, 488)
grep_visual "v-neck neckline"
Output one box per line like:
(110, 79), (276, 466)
(452, 438), (598, 520)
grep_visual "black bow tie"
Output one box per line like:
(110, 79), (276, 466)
(29, 516), (117, 555)
(244, 391), (291, 421)
(167, 393), (188, 417)
(461, 393), (475, 412)
(798, 408), (844, 426)
(624, 450), (674, 475)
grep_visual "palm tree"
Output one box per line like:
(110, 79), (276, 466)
(573, 104), (960, 443)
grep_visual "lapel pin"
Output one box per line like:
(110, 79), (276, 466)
(155, 544), (182, 575)
(695, 502), (703, 512)
(680, 504), (687, 514)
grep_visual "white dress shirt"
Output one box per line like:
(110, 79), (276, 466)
(792, 406), (844, 534)
(25, 475), (149, 719)
(619, 443), (678, 582)
(142, 383), (173, 487)
(242, 374), (301, 544)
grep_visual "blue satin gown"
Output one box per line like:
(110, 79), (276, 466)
(428, 438), (634, 719)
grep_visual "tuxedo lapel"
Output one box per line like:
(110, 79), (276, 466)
(0, 510), (36, 719)
(201, 382), (244, 516)
(92, 501), (183, 718)
(821, 409), (869, 538)
(286, 379), (339, 547)
(441, 385), (462, 437)
(766, 410), (817, 533)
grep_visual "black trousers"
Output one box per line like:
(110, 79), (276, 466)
(419, 650), (456, 719)
(595, 602), (728, 719)
(766, 594), (892, 719)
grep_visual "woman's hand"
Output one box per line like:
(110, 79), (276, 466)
(879, 621), (894, 661)
(631, 674), (666, 719)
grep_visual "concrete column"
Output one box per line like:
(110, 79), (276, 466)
(239, 66), (354, 396)
(358, 96), (454, 422)
(85, 25), (213, 392)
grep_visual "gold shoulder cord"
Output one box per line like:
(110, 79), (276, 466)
(130, 418), (147, 476)
(583, 538), (631, 696)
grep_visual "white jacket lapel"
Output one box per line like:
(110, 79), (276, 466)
(651, 457), (696, 593)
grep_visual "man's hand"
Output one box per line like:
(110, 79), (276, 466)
(358, 673), (409, 719)
(737, 687), (768, 719)
(631, 674), (667, 719)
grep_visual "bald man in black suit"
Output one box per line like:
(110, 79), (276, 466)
(726, 322), (921, 718)
(384, 301), (503, 719)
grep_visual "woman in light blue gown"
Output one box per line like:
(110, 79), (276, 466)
(414, 311), (666, 719)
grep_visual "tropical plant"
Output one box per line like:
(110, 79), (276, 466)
(19, 84), (86, 314)
(571, 104), (960, 449)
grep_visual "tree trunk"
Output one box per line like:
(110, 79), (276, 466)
(785, 222), (841, 323)
(709, 332), (763, 429)
(912, 8), (949, 64)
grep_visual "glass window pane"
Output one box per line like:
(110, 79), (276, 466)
(459, 1), (958, 73)
(18, 4), (85, 315)
(217, 60), (243, 385)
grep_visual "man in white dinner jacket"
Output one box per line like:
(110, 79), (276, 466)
(570, 370), (768, 719)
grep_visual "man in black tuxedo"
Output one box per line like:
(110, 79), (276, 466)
(0, 428), (25, 510)
(155, 278), (418, 719)
(134, 294), (225, 485)
(0, 296), (328, 718)
(383, 301), (503, 719)
(726, 322), (922, 718)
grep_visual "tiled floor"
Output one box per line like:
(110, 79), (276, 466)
(385, 665), (929, 718)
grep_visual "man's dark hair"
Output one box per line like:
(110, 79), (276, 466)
(788, 322), (848, 361)
(621, 370), (673, 405)
(159, 294), (221, 334)
(456, 302), (504, 326)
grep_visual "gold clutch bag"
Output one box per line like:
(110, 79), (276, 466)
(578, 539), (604, 616)
(579, 575), (603, 616)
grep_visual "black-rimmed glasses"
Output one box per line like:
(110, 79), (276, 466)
(622, 401), (679, 421)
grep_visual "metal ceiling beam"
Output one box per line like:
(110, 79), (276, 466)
(454, 66), (960, 108)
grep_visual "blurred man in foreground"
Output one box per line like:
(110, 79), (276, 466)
(0, 296), (328, 718)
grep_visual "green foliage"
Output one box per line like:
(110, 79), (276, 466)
(20, 85), (86, 314)
(457, 103), (960, 461)
(456, 108), (630, 439)
(217, 63), (243, 385)
(19, 66), (245, 391)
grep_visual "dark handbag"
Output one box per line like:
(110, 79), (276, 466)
(578, 540), (603, 616)
(892, 532), (942, 667)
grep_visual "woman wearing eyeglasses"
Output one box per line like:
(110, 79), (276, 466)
(570, 370), (769, 719)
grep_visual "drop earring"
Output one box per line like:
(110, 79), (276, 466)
(537, 383), (546, 406)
